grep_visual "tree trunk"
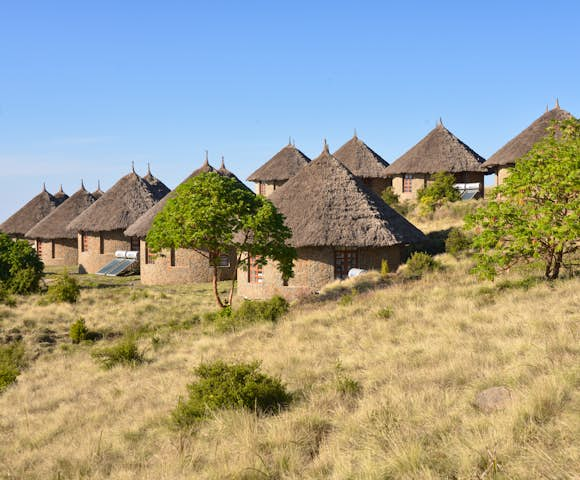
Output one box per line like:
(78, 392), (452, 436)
(212, 265), (224, 308)
(228, 254), (240, 307)
(550, 249), (563, 280)
(544, 249), (555, 279)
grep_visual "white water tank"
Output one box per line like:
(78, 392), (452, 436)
(348, 268), (367, 278)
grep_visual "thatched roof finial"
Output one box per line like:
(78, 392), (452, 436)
(58, 184), (64, 193)
(438, 117), (444, 127)
(555, 98), (560, 109)
(323, 138), (329, 153)
(288, 136), (292, 146)
(204, 150), (209, 166)
(220, 156), (225, 169)
(81, 179), (86, 191)
(354, 128), (357, 139)
(42, 182), (47, 192)
(131, 161), (136, 174)
(97, 180), (101, 191)
(147, 162), (151, 175)
(546, 104), (549, 113)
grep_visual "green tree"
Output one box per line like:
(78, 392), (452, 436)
(417, 171), (461, 213)
(0, 233), (44, 294)
(466, 118), (579, 280)
(147, 172), (296, 308)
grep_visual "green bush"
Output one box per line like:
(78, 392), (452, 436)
(416, 172), (461, 214)
(0, 342), (26, 393)
(335, 361), (362, 398)
(211, 295), (289, 332)
(69, 318), (89, 344)
(405, 252), (441, 278)
(0, 234), (44, 295)
(47, 271), (80, 303)
(380, 259), (390, 278)
(92, 337), (144, 369)
(173, 361), (291, 426)
(377, 307), (393, 319)
(445, 227), (471, 257)
(381, 187), (412, 216)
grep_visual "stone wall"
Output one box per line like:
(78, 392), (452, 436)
(253, 180), (286, 197)
(77, 230), (131, 274)
(361, 178), (391, 197)
(496, 166), (512, 186)
(139, 240), (236, 285)
(36, 238), (78, 267)
(237, 245), (402, 301)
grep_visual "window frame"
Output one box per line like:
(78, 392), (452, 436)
(403, 174), (413, 193)
(334, 248), (359, 280)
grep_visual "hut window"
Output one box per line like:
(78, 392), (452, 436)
(81, 233), (88, 252)
(130, 237), (140, 252)
(145, 243), (156, 264)
(334, 248), (358, 280)
(259, 182), (266, 196)
(51, 241), (56, 259)
(248, 255), (264, 284)
(403, 174), (413, 193)
(99, 234), (104, 254)
(37, 240), (42, 256)
(170, 248), (176, 267)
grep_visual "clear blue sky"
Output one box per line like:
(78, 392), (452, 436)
(1, 1), (578, 220)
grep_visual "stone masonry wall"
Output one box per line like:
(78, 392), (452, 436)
(36, 238), (78, 267)
(77, 230), (131, 274)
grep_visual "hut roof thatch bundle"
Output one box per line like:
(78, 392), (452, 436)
(26, 183), (99, 240)
(247, 143), (310, 182)
(54, 185), (69, 203)
(385, 121), (486, 175)
(68, 170), (168, 233)
(0, 185), (66, 236)
(92, 181), (105, 200)
(142, 164), (171, 198)
(125, 156), (249, 238)
(483, 104), (574, 168)
(333, 133), (390, 178)
(268, 143), (425, 248)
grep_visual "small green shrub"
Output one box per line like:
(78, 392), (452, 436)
(0, 287), (16, 307)
(405, 252), (441, 278)
(47, 271), (80, 303)
(69, 318), (89, 344)
(338, 288), (358, 306)
(380, 259), (390, 278)
(445, 227), (471, 257)
(377, 307), (393, 319)
(173, 361), (291, 427)
(92, 337), (144, 369)
(416, 172), (461, 214)
(211, 296), (289, 333)
(381, 187), (412, 216)
(334, 361), (362, 398)
(0, 342), (26, 393)
(0, 234), (44, 294)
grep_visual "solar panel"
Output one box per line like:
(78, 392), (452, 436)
(96, 258), (137, 276)
(461, 190), (480, 201)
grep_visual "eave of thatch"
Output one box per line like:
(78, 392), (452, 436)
(0, 186), (64, 236)
(268, 146), (425, 248)
(247, 143), (311, 182)
(125, 159), (251, 238)
(68, 171), (168, 233)
(385, 122), (486, 175)
(25, 186), (98, 240)
(333, 134), (390, 178)
(483, 106), (574, 168)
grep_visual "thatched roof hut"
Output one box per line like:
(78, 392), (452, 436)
(125, 156), (248, 238)
(142, 164), (171, 199)
(385, 121), (486, 175)
(333, 133), (390, 178)
(69, 170), (168, 233)
(54, 185), (69, 203)
(92, 181), (105, 199)
(269, 143), (425, 248)
(483, 103), (574, 168)
(0, 184), (67, 237)
(26, 183), (98, 240)
(247, 142), (311, 183)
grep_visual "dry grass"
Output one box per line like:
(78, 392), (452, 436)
(0, 226), (578, 478)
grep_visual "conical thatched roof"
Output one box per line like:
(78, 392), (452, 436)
(385, 122), (486, 175)
(247, 143), (311, 182)
(143, 164), (171, 199)
(92, 181), (105, 200)
(26, 184), (99, 240)
(0, 185), (64, 237)
(125, 158), (249, 238)
(68, 171), (168, 233)
(483, 105), (574, 168)
(268, 145), (425, 248)
(333, 133), (390, 178)
(54, 185), (69, 203)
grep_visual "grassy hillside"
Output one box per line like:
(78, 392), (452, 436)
(0, 211), (578, 479)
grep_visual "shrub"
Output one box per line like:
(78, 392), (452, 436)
(377, 307), (393, 319)
(416, 172), (461, 214)
(335, 361), (362, 398)
(405, 252), (441, 278)
(211, 295), (289, 332)
(0, 234), (44, 295)
(172, 361), (291, 426)
(381, 187), (412, 215)
(380, 259), (390, 278)
(47, 271), (80, 303)
(92, 337), (144, 369)
(0, 342), (26, 393)
(445, 227), (471, 257)
(69, 318), (89, 344)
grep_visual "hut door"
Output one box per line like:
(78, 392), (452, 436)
(334, 248), (358, 279)
(130, 237), (140, 253)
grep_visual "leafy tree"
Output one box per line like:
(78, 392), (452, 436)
(417, 172), (461, 213)
(0, 233), (44, 294)
(466, 118), (579, 280)
(147, 172), (296, 308)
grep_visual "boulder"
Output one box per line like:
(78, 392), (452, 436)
(475, 386), (512, 413)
